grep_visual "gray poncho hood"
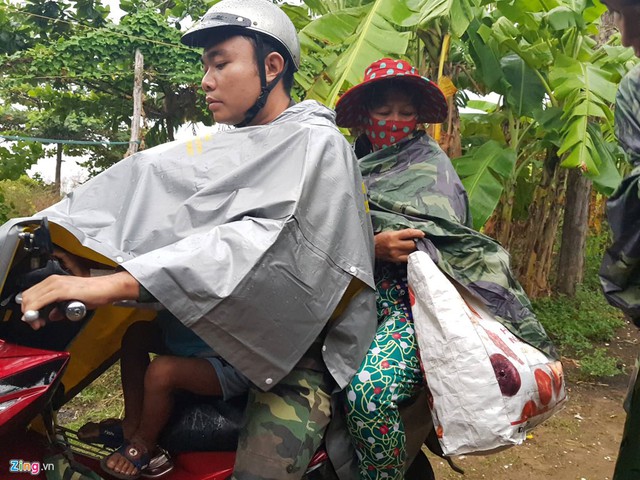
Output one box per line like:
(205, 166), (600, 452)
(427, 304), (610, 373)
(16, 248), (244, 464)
(40, 100), (377, 389)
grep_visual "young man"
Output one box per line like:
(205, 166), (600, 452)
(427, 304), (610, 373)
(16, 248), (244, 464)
(20, 1), (377, 478)
(598, 1), (640, 479)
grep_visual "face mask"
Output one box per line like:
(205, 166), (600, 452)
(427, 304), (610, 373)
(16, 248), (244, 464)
(364, 116), (417, 151)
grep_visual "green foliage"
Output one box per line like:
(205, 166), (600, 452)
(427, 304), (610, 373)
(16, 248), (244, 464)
(299, 1), (411, 107)
(534, 287), (624, 351)
(454, 0), (637, 231)
(60, 363), (124, 430)
(533, 233), (626, 378)
(297, 0), (484, 108)
(0, 141), (43, 180)
(551, 55), (617, 175)
(0, 0), (636, 232)
(0, 192), (9, 223)
(580, 348), (621, 378)
(0, 176), (60, 218)
(453, 140), (516, 229)
(500, 54), (546, 118)
(1, 0), (209, 174)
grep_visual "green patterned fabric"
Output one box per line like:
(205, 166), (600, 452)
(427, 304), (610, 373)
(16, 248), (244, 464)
(361, 131), (558, 359)
(600, 64), (640, 324)
(345, 263), (423, 480)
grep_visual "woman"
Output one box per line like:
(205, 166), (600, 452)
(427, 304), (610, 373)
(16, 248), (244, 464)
(335, 58), (468, 479)
(335, 58), (557, 479)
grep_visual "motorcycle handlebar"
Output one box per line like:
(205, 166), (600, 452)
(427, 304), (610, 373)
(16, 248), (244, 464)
(15, 293), (87, 323)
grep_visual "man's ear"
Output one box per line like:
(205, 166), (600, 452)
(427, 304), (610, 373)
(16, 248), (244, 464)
(264, 51), (286, 82)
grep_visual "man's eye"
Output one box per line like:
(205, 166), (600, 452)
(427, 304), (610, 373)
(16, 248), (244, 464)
(215, 62), (227, 70)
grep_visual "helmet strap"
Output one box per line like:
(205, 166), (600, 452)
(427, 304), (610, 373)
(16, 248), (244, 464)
(234, 35), (288, 128)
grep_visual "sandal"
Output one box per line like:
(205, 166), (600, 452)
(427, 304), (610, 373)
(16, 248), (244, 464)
(77, 419), (124, 449)
(100, 440), (151, 480)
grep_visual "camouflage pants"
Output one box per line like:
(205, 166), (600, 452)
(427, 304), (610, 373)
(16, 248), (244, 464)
(231, 368), (334, 480)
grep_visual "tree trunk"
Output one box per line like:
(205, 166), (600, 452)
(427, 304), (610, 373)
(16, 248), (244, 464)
(125, 48), (144, 157)
(515, 149), (567, 298)
(55, 143), (62, 195)
(441, 98), (462, 159)
(556, 168), (592, 295)
(490, 178), (517, 249)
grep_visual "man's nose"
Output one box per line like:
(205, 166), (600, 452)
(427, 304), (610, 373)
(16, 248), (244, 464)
(201, 71), (216, 91)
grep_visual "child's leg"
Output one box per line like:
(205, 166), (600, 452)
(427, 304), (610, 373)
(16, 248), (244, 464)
(78, 320), (164, 444)
(345, 266), (423, 480)
(105, 356), (222, 477)
(119, 320), (166, 438)
(137, 356), (223, 446)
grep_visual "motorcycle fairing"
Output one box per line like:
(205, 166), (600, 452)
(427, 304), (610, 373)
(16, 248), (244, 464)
(0, 340), (69, 438)
(0, 218), (155, 403)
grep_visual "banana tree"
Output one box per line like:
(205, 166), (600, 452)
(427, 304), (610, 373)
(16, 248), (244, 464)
(288, 0), (634, 296)
(295, 0), (480, 108)
(454, 0), (634, 295)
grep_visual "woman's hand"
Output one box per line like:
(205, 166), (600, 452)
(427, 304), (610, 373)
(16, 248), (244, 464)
(374, 228), (425, 263)
(20, 271), (140, 329)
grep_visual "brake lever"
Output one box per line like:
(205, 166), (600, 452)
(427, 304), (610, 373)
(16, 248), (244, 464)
(14, 293), (87, 323)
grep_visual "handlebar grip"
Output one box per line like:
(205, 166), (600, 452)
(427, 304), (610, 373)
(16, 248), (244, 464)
(23, 310), (40, 322)
(16, 293), (87, 322)
(61, 300), (87, 321)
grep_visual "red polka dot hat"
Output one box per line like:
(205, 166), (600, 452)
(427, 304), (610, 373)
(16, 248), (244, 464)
(335, 58), (448, 128)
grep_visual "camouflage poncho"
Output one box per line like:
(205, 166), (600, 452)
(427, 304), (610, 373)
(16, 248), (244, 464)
(600, 64), (640, 325)
(361, 131), (558, 359)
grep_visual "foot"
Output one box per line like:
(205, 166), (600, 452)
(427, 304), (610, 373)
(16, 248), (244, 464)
(101, 438), (152, 479)
(77, 419), (124, 448)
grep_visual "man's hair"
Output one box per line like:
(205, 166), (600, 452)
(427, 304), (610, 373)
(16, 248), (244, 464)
(204, 28), (294, 96)
(256, 35), (295, 95)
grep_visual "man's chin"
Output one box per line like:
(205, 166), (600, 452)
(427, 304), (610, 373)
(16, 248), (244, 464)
(213, 114), (242, 126)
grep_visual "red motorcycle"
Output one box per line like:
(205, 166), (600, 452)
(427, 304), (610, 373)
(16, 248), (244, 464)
(0, 218), (438, 480)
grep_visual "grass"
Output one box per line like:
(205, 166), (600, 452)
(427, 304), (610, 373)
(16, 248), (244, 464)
(59, 363), (124, 429)
(533, 232), (627, 378)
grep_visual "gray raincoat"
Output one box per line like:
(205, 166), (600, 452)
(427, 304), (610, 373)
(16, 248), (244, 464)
(39, 100), (377, 391)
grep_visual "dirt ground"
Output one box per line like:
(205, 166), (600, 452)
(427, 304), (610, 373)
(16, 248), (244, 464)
(427, 321), (640, 480)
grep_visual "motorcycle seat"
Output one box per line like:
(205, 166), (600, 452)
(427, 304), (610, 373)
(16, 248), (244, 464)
(159, 391), (247, 452)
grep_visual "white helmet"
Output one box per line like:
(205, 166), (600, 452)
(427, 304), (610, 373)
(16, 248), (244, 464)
(181, 0), (300, 70)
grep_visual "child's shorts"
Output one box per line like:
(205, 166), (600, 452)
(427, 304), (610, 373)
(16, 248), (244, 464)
(205, 355), (253, 400)
(155, 310), (252, 400)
